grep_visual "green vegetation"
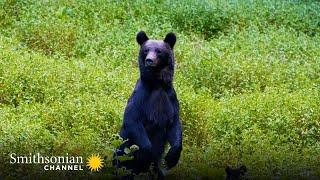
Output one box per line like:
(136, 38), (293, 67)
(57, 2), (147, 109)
(0, 0), (319, 178)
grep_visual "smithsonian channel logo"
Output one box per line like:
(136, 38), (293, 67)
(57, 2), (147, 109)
(9, 153), (103, 172)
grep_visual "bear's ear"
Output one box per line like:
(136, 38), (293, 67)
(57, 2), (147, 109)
(240, 165), (247, 174)
(136, 31), (149, 46)
(164, 32), (176, 49)
(225, 166), (232, 174)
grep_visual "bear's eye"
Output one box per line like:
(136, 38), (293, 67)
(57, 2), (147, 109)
(143, 49), (149, 54)
(155, 49), (162, 54)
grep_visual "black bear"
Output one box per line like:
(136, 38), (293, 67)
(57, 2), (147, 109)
(225, 165), (247, 180)
(113, 31), (182, 179)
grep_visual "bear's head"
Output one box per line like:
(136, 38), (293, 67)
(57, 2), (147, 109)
(225, 165), (247, 180)
(136, 31), (176, 86)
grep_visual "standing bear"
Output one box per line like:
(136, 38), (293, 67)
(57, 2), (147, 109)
(113, 31), (182, 179)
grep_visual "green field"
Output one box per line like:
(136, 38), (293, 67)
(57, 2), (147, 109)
(0, 0), (320, 179)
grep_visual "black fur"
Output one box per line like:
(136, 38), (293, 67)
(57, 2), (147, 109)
(225, 165), (247, 180)
(113, 31), (182, 179)
(164, 32), (176, 49)
(136, 31), (149, 46)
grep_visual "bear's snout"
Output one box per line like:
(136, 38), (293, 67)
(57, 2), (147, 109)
(145, 52), (158, 67)
(145, 58), (154, 66)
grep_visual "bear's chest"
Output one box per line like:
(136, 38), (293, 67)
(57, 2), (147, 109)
(143, 89), (174, 131)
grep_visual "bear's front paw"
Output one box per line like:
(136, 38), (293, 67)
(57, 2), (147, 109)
(165, 145), (182, 169)
(135, 147), (152, 167)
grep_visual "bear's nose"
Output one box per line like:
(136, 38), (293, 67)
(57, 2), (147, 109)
(145, 58), (154, 66)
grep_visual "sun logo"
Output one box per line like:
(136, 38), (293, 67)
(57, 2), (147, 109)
(86, 154), (104, 172)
